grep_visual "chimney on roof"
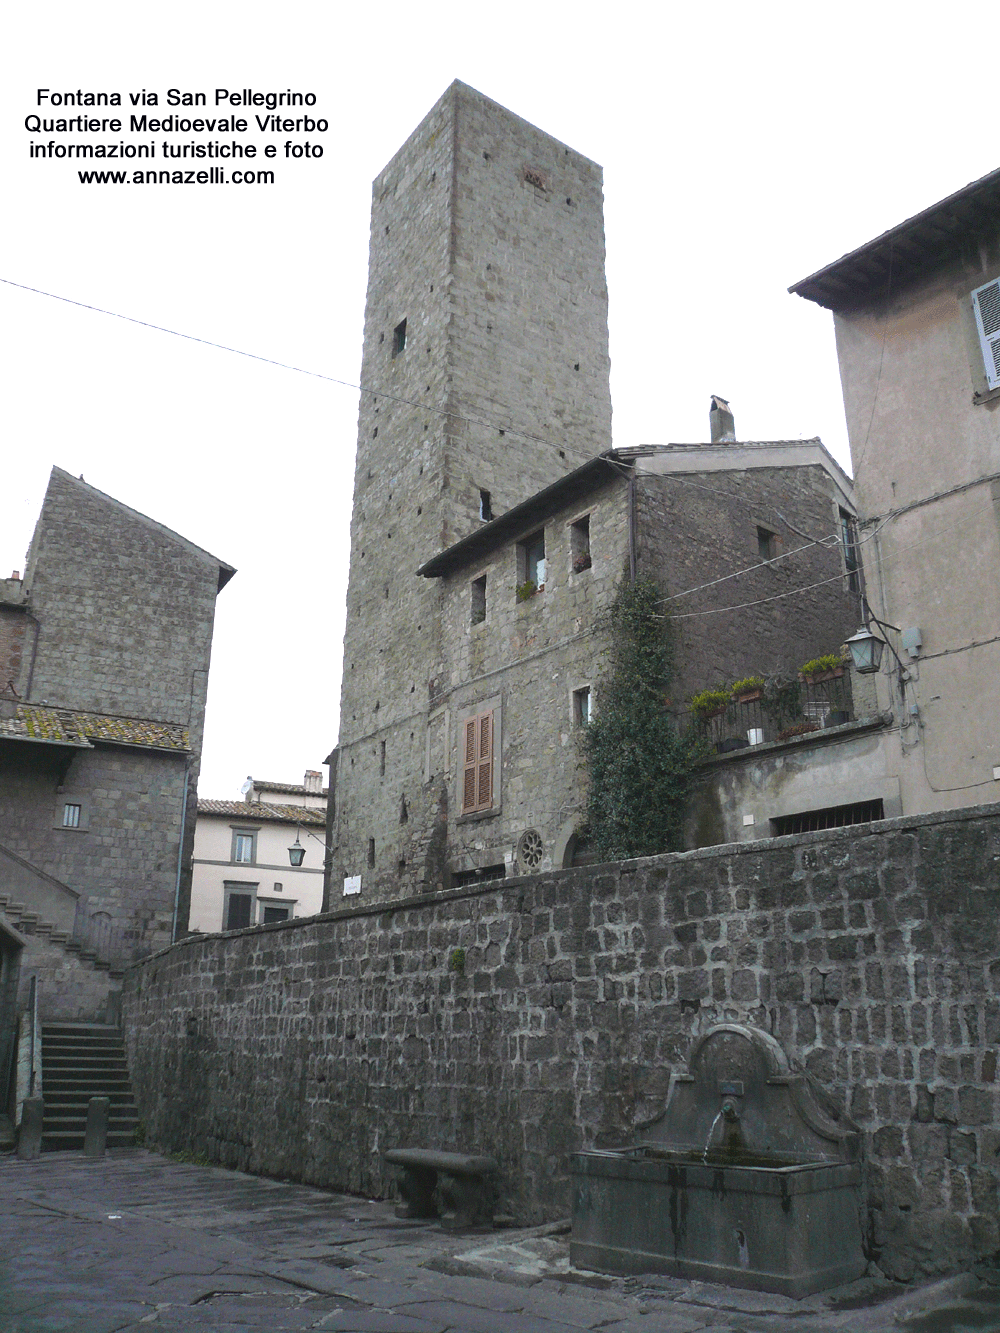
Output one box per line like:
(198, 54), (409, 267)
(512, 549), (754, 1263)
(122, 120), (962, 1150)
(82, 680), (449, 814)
(709, 395), (735, 444)
(304, 769), (322, 794)
(11, 571), (20, 581)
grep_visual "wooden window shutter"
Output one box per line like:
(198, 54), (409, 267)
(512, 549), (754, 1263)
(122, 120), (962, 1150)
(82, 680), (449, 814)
(462, 718), (477, 812)
(461, 711), (493, 813)
(972, 279), (1000, 390)
(477, 712), (492, 810)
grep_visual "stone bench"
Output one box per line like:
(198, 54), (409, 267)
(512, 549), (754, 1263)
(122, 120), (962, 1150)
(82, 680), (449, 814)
(384, 1148), (498, 1231)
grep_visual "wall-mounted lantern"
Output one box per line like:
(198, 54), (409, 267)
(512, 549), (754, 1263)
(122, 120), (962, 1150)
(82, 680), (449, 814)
(288, 832), (305, 867)
(845, 626), (885, 675)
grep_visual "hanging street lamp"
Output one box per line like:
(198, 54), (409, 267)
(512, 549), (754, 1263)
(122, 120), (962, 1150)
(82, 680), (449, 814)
(288, 831), (305, 866)
(845, 625), (885, 675)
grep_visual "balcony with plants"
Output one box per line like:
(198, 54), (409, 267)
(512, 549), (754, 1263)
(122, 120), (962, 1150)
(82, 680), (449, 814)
(686, 653), (856, 753)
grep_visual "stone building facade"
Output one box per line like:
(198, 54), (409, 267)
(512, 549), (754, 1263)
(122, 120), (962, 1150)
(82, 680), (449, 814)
(331, 432), (859, 901)
(791, 166), (1000, 816)
(0, 468), (233, 1022)
(327, 85), (861, 906)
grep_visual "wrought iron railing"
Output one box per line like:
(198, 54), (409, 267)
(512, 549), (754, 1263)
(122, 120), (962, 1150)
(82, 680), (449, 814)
(681, 673), (855, 753)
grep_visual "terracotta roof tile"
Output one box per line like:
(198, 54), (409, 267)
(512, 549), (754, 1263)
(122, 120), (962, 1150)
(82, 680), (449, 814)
(0, 705), (189, 751)
(198, 799), (327, 825)
(252, 780), (329, 796)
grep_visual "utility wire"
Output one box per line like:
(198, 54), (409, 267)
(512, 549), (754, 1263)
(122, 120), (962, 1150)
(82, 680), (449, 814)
(0, 275), (563, 453)
(8, 273), (912, 622)
(658, 513), (893, 606)
(659, 572), (848, 619)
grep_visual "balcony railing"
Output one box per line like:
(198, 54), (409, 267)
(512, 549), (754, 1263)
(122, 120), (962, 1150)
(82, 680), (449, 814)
(682, 673), (855, 753)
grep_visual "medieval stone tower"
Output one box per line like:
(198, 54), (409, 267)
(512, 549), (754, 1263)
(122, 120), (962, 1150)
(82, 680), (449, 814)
(329, 81), (612, 902)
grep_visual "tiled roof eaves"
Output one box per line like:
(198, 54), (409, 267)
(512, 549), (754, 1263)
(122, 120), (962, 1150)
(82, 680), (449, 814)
(198, 799), (326, 825)
(0, 728), (93, 749)
(1, 705), (189, 752)
(418, 454), (624, 578)
(253, 781), (330, 796)
(789, 165), (1000, 311)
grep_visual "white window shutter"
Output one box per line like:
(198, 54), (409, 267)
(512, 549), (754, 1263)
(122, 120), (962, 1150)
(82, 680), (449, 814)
(972, 278), (1000, 391)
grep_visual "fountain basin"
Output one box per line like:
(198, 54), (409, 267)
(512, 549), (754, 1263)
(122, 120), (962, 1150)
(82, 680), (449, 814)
(570, 1024), (866, 1298)
(571, 1145), (864, 1297)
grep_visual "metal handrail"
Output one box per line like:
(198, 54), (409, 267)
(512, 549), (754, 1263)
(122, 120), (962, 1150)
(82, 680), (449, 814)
(27, 973), (39, 1099)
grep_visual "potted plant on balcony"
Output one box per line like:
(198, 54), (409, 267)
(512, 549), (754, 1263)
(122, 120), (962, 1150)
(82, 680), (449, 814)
(730, 675), (765, 704)
(690, 688), (731, 722)
(798, 653), (847, 685)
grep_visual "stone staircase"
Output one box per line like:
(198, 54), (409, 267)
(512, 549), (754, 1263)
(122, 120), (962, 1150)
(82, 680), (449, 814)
(0, 891), (121, 974)
(41, 1024), (139, 1151)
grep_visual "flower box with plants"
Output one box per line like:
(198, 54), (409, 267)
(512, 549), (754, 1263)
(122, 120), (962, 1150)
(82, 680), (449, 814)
(730, 675), (765, 704)
(690, 688), (731, 722)
(572, 553), (592, 574)
(798, 653), (846, 685)
(516, 580), (541, 602)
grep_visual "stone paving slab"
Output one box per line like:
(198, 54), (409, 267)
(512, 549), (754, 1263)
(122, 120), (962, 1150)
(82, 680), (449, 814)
(1, 1149), (998, 1333)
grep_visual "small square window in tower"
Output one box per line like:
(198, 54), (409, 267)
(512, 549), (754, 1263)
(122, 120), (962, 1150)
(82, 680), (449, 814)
(571, 515), (591, 573)
(471, 575), (486, 625)
(462, 710), (493, 813)
(757, 526), (779, 561)
(518, 531), (546, 593)
(391, 319), (407, 358)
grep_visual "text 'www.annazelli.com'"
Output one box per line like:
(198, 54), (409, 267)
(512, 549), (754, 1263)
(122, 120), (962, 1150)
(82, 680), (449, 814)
(76, 168), (274, 184)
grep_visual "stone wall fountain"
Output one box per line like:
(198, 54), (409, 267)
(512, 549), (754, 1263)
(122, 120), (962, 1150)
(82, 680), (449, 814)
(571, 1024), (866, 1297)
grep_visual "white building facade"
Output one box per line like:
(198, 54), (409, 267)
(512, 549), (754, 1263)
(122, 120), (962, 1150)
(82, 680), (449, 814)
(189, 774), (327, 933)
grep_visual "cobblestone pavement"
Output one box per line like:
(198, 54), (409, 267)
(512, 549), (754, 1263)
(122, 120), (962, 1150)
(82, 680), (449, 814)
(2, 1150), (999, 1333)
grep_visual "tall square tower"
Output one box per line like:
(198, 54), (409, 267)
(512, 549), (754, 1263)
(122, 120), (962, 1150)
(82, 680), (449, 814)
(332, 82), (612, 899)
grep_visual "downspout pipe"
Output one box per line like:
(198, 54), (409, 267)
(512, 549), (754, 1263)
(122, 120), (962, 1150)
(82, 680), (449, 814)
(171, 758), (191, 944)
(22, 609), (41, 700)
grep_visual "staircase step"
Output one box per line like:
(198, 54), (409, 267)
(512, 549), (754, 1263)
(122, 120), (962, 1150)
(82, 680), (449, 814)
(40, 1024), (139, 1154)
(43, 1091), (136, 1104)
(43, 1057), (127, 1069)
(41, 1130), (138, 1152)
(43, 1039), (125, 1050)
(43, 1111), (138, 1128)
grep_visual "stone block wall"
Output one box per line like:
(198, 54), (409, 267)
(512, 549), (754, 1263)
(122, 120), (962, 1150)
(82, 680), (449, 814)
(20, 468), (224, 750)
(0, 742), (184, 953)
(123, 801), (1000, 1282)
(636, 464), (859, 703)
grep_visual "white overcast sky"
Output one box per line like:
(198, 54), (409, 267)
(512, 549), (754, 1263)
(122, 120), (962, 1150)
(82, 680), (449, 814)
(1, 1), (992, 797)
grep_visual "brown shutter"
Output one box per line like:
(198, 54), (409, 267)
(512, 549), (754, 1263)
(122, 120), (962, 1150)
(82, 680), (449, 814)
(462, 717), (477, 812)
(477, 713), (492, 809)
(461, 711), (494, 813)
